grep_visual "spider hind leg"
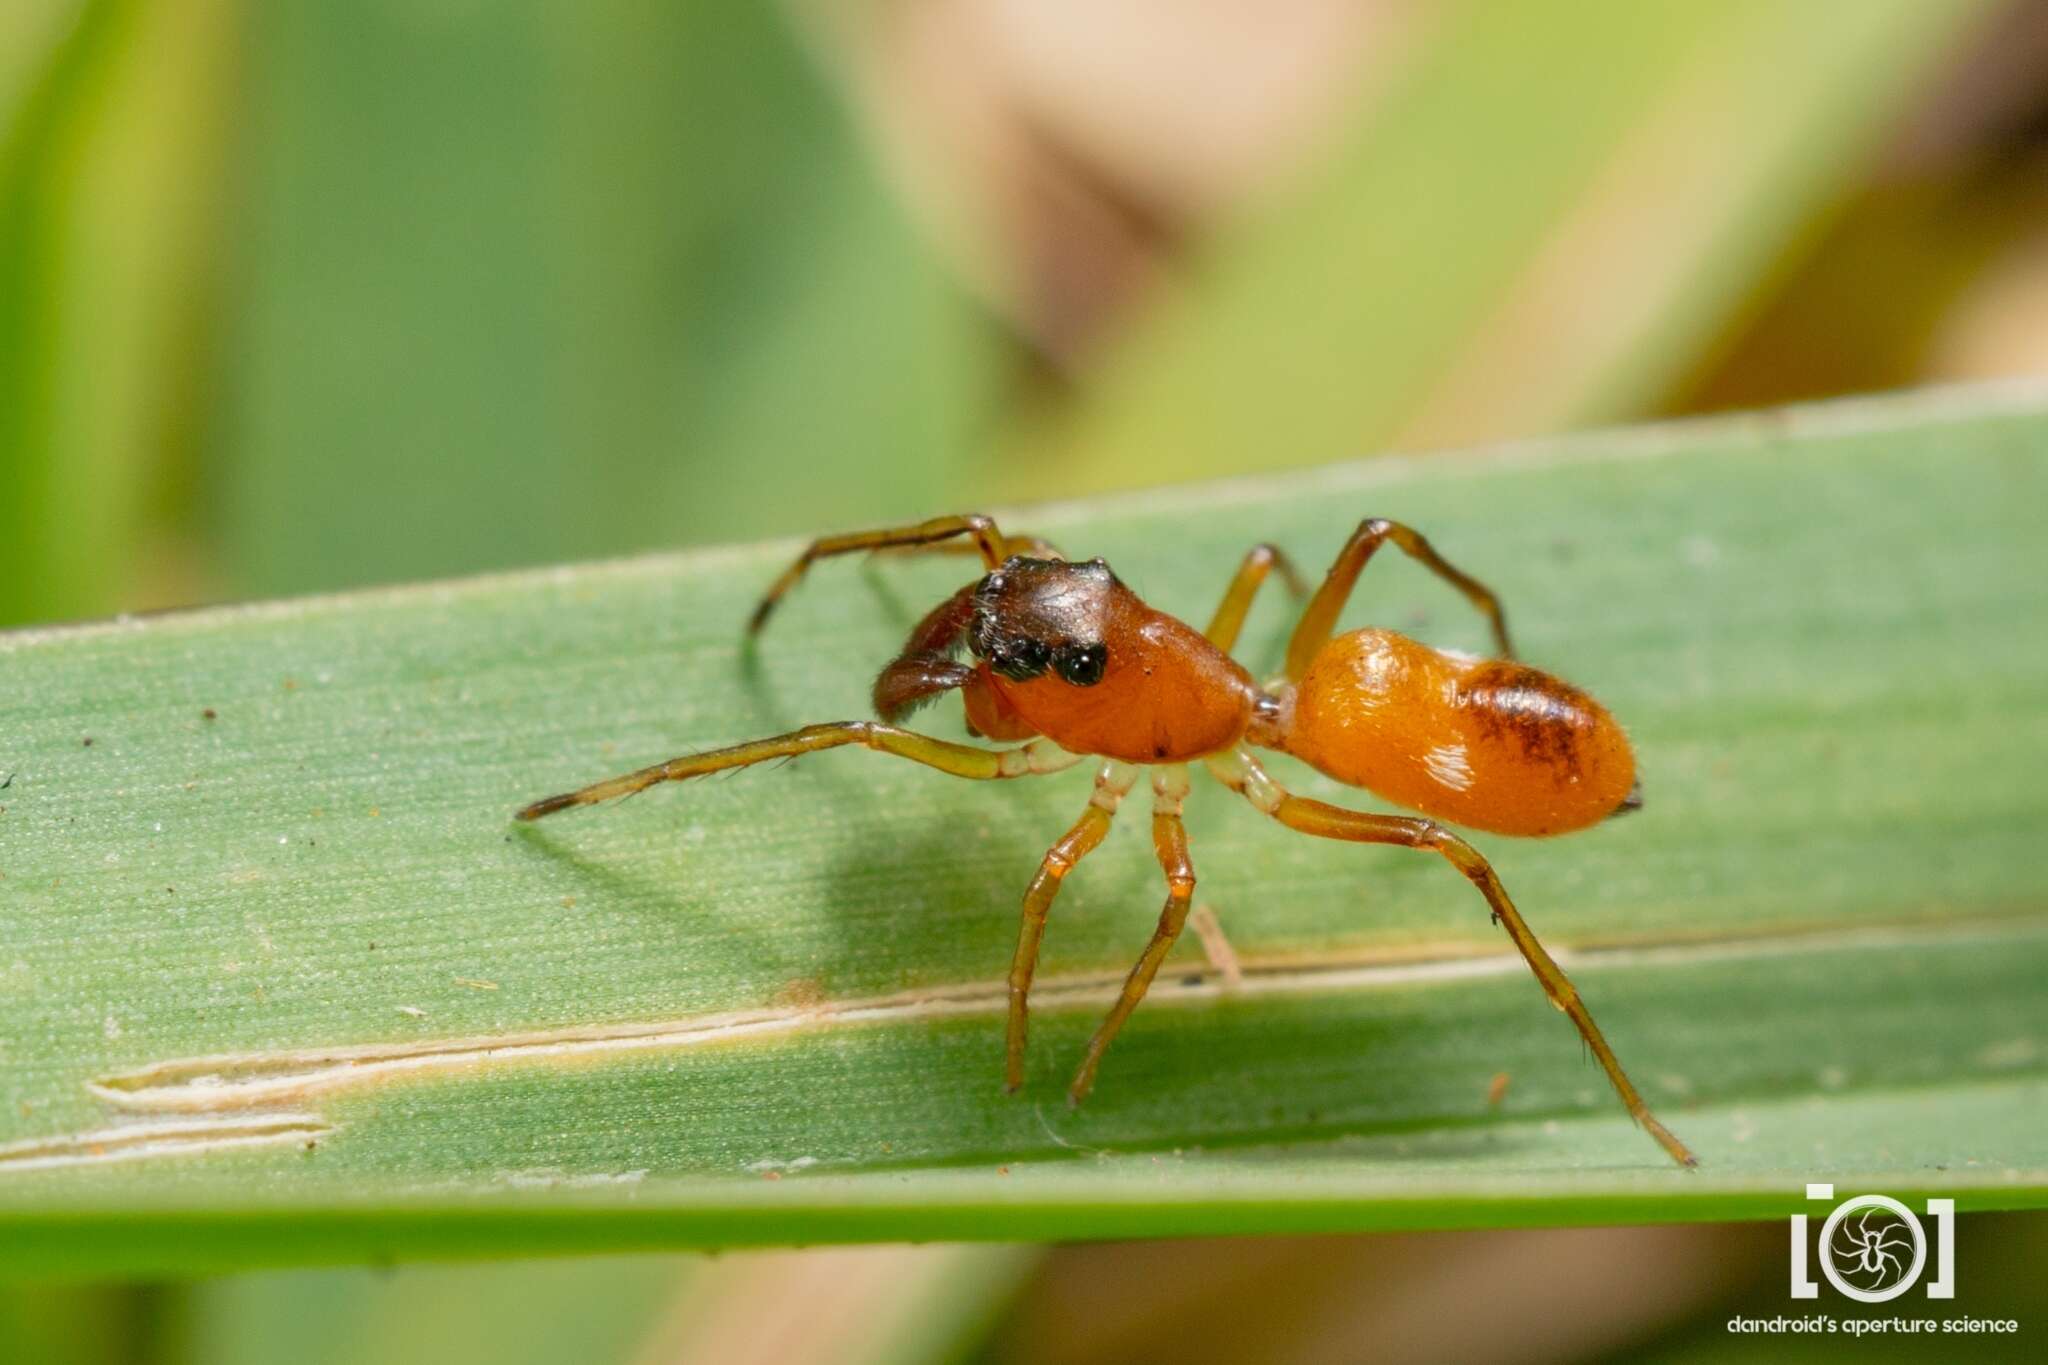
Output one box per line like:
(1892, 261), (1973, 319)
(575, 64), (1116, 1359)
(1203, 747), (1696, 1168)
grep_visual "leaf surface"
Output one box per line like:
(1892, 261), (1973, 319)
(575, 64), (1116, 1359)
(3, 386), (2045, 1275)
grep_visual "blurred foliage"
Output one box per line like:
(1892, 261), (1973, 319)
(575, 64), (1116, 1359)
(5, 0), (2048, 1362)
(6, 0), (2040, 629)
(3, 0), (1013, 621)
(993, 1215), (2048, 1363)
(989, 0), (2003, 496)
(179, 1257), (685, 1365)
(216, 0), (1008, 598)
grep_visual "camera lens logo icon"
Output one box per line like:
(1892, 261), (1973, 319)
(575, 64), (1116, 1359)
(1790, 1185), (1953, 1302)
(1818, 1196), (1924, 1303)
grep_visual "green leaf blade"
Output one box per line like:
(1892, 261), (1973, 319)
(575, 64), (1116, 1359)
(3, 385), (2046, 1274)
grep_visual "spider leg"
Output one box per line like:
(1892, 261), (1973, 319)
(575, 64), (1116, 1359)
(1204, 748), (1695, 1167)
(1205, 544), (1309, 653)
(1006, 761), (1139, 1090)
(1068, 766), (1198, 1105)
(749, 514), (1014, 634)
(874, 532), (1064, 563)
(1285, 517), (1514, 680)
(517, 725), (1080, 820)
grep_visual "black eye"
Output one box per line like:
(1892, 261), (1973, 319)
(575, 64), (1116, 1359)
(992, 637), (1049, 680)
(1054, 642), (1107, 686)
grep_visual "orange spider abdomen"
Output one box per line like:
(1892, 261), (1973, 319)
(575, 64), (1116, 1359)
(1282, 628), (1635, 837)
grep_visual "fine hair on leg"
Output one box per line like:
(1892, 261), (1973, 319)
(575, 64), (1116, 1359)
(750, 514), (1013, 634)
(517, 725), (1079, 821)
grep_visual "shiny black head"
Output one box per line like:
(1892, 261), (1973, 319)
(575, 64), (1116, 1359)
(968, 556), (1117, 687)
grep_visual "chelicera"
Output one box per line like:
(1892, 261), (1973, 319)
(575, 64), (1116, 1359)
(519, 513), (1694, 1167)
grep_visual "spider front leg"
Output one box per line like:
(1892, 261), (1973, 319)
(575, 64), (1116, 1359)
(517, 724), (1080, 820)
(749, 514), (1015, 634)
(1205, 749), (1695, 1168)
(1006, 761), (1138, 1090)
(875, 531), (1064, 564)
(1068, 765), (1198, 1105)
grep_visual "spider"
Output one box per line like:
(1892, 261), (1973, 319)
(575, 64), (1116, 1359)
(1834, 1208), (1915, 1287)
(519, 513), (1696, 1167)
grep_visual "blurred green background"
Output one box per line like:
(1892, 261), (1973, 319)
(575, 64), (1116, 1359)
(5, 0), (2046, 1360)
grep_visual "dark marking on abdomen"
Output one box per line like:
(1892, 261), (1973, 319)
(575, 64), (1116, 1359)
(1456, 662), (1593, 777)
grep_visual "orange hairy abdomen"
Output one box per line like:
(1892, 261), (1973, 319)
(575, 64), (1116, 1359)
(1284, 628), (1635, 837)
